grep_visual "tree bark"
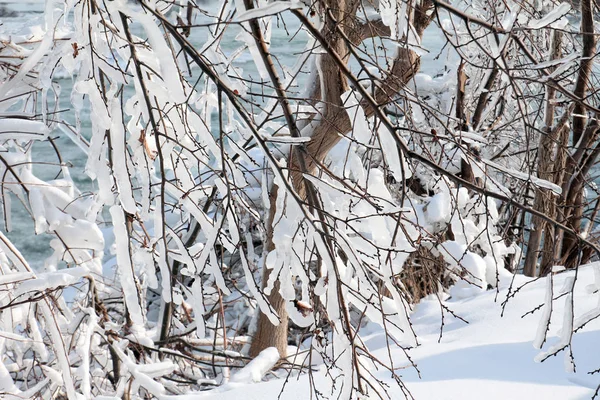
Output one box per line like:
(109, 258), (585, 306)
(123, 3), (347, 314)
(557, 0), (596, 270)
(249, 0), (434, 358)
(249, 187), (289, 358)
(572, 0), (595, 145)
(523, 31), (562, 277)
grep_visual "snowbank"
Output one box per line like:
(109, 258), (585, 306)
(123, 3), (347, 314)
(195, 265), (600, 399)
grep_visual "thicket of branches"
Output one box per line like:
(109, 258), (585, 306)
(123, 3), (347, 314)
(1, 0), (600, 398)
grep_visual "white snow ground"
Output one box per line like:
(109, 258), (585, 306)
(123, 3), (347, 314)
(196, 264), (600, 399)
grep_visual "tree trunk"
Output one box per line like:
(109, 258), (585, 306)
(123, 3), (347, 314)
(571, 0), (595, 145)
(249, 186), (289, 358)
(557, 0), (596, 269)
(539, 124), (569, 276)
(523, 31), (562, 277)
(248, 0), (434, 359)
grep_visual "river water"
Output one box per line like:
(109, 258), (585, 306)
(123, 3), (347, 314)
(1, 1), (447, 268)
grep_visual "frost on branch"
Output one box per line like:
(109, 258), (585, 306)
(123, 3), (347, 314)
(0, 0), (599, 398)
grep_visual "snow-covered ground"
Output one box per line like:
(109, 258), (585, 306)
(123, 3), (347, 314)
(198, 265), (600, 399)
